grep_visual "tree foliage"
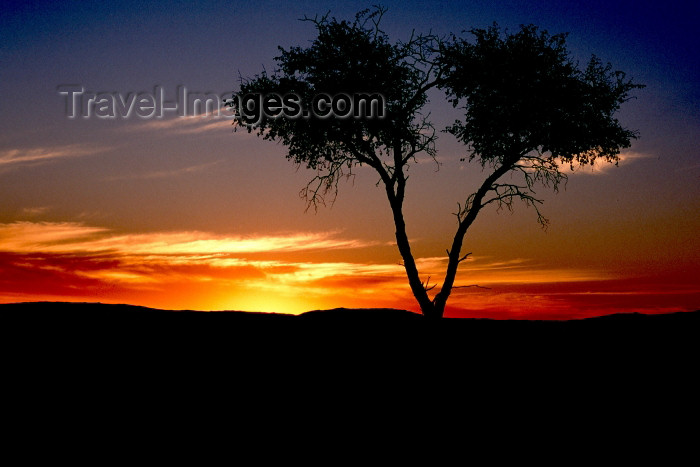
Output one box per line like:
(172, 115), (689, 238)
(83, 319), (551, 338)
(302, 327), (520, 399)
(232, 8), (439, 208)
(438, 24), (644, 229)
(442, 25), (641, 165)
(227, 8), (643, 318)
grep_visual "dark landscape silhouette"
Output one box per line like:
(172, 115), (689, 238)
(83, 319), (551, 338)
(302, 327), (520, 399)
(4, 302), (697, 358)
(3, 301), (697, 327)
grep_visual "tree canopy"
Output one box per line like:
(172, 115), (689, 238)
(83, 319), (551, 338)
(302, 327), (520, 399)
(442, 25), (641, 164)
(227, 7), (643, 318)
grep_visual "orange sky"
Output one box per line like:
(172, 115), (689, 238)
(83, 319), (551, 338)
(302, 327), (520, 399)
(1, 209), (697, 318)
(1, 1), (699, 318)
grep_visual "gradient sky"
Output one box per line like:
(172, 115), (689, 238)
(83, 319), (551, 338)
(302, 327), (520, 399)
(1, 0), (698, 318)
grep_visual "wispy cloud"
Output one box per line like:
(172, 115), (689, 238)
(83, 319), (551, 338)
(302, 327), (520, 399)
(0, 222), (602, 287)
(0, 144), (110, 171)
(0, 221), (392, 312)
(0, 222), (371, 256)
(127, 115), (233, 135)
(105, 160), (223, 180)
(122, 115), (270, 139)
(0, 221), (614, 314)
(560, 150), (650, 176)
(20, 206), (50, 217)
(0, 222), (109, 250)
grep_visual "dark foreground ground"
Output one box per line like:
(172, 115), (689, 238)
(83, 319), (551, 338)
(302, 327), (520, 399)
(0, 302), (700, 329)
(2, 302), (697, 373)
(2, 301), (698, 333)
(2, 302), (696, 453)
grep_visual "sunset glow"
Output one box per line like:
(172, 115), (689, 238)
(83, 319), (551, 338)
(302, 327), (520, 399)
(1, 1), (698, 319)
(1, 218), (697, 318)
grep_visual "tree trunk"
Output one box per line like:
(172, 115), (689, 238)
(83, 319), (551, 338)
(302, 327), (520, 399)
(425, 160), (517, 318)
(385, 187), (439, 318)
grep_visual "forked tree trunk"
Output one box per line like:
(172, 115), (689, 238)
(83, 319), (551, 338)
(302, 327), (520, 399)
(388, 193), (447, 319)
(386, 158), (514, 319)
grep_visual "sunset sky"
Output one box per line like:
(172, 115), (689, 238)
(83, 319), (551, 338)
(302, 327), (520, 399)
(1, 0), (698, 318)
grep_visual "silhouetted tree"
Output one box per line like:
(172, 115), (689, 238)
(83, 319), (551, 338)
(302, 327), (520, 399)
(228, 7), (643, 319)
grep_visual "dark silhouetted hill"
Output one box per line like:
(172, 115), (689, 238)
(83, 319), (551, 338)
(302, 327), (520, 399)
(2, 301), (698, 333)
(2, 301), (698, 322)
(2, 302), (697, 369)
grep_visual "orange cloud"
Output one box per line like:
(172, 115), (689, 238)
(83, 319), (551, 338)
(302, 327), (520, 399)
(0, 222), (393, 313)
(559, 150), (650, 176)
(0, 222), (372, 255)
(1, 221), (695, 317)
